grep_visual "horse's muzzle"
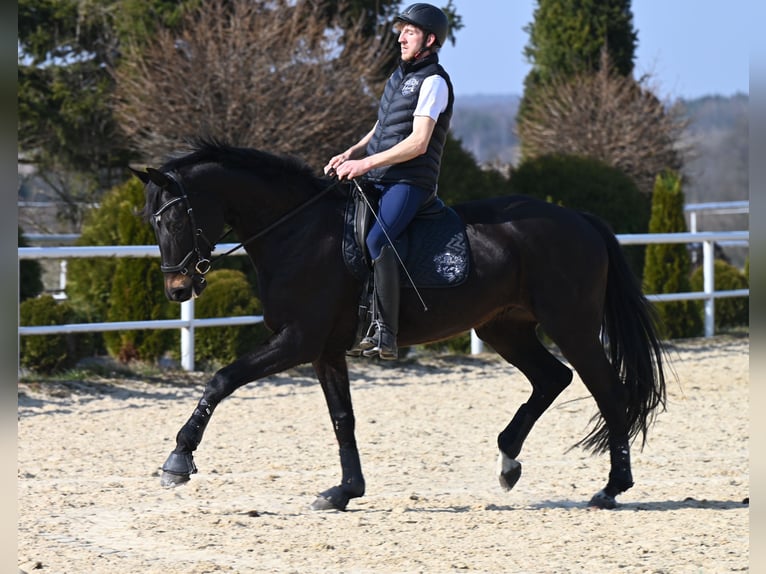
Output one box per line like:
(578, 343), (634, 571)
(165, 274), (207, 302)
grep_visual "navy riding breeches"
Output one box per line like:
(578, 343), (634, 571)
(365, 182), (432, 260)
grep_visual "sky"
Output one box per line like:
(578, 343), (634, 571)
(424, 0), (760, 100)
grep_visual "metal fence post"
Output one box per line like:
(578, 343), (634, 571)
(181, 299), (195, 371)
(470, 329), (484, 354)
(703, 240), (715, 337)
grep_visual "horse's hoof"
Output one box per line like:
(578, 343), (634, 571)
(588, 489), (618, 509)
(160, 451), (197, 488)
(161, 471), (191, 488)
(310, 486), (350, 511)
(497, 453), (522, 491)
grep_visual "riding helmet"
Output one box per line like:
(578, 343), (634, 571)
(396, 3), (449, 47)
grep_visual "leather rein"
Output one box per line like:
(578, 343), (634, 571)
(153, 171), (341, 276)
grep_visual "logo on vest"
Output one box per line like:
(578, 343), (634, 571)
(401, 77), (420, 96)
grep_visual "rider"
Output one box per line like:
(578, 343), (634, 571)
(324, 3), (454, 360)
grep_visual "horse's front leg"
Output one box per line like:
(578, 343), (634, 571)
(160, 329), (312, 487)
(309, 353), (365, 511)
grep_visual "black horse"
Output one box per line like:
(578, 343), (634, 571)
(133, 140), (667, 510)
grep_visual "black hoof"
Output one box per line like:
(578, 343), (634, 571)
(310, 486), (350, 511)
(588, 489), (618, 509)
(161, 471), (191, 488)
(497, 453), (522, 491)
(160, 451), (197, 488)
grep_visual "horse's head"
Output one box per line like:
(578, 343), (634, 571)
(133, 167), (223, 302)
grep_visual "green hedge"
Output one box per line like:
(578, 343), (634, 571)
(508, 153), (649, 277)
(193, 269), (270, 368)
(690, 260), (749, 331)
(508, 154), (649, 232)
(67, 177), (177, 362)
(19, 227), (44, 302)
(20, 295), (96, 374)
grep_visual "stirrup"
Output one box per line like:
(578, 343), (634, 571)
(359, 322), (379, 351)
(362, 323), (398, 360)
(347, 322), (377, 356)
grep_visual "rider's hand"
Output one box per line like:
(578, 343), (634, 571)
(324, 152), (350, 176)
(334, 159), (369, 181)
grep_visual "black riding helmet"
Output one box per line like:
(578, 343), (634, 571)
(395, 3), (449, 47)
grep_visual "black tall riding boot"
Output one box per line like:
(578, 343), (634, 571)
(361, 245), (400, 360)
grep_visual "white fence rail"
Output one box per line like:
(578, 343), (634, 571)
(685, 200), (749, 234)
(18, 243), (253, 371)
(20, 232), (749, 371)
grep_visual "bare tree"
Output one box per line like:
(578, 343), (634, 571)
(516, 49), (688, 195)
(113, 0), (393, 169)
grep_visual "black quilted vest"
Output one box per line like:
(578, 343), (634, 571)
(365, 54), (454, 192)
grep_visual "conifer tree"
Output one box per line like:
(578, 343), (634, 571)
(519, 0), (637, 123)
(642, 171), (702, 338)
(523, 0), (637, 82)
(516, 0), (685, 197)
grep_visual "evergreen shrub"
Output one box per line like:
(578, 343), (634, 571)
(19, 227), (44, 301)
(193, 269), (270, 367)
(20, 295), (96, 374)
(690, 260), (749, 330)
(508, 154), (649, 277)
(422, 331), (471, 355)
(642, 171), (702, 339)
(67, 177), (177, 362)
(438, 133), (508, 205)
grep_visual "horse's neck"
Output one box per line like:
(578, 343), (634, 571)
(216, 169), (313, 227)
(226, 179), (340, 268)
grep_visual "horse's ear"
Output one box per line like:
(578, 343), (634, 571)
(130, 167), (151, 185)
(146, 167), (173, 188)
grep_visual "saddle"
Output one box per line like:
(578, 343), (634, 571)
(341, 183), (471, 288)
(341, 183), (470, 353)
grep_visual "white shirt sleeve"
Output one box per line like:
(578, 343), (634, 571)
(414, 75), (449, 120)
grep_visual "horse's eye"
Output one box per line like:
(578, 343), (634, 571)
(167, 217), (186, 234)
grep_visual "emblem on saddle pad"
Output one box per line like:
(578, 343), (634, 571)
(342, 194), (470, 288)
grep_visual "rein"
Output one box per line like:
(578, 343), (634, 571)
(158, 171), (343, 274)
(210, 178), (342, 267)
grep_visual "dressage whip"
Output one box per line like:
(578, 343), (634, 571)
(350, 177), (428, 312)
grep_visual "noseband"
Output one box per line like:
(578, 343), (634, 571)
(152, 171), (213, 277)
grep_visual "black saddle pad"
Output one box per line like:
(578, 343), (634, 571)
(342, 194), (470, 288)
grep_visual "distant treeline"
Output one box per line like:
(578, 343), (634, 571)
(450, 93), (749, 211)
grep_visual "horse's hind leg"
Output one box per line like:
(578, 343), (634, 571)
(550, 331), (633, 509)
(476, 318), (574, 492)
(309, 352), (365, 511)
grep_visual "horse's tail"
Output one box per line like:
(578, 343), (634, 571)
(579, 213), (668, 454)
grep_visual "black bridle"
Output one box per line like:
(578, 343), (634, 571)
(153, 170), (342, 275)
(152, 171), (214, 277)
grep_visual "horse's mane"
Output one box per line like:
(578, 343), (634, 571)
(160, 138), (319, 183)
(141, 139), (338, 223)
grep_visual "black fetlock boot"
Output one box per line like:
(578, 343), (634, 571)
(362, 245), (400, 360)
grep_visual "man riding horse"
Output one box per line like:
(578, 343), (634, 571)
(325, 3), (454, 360)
